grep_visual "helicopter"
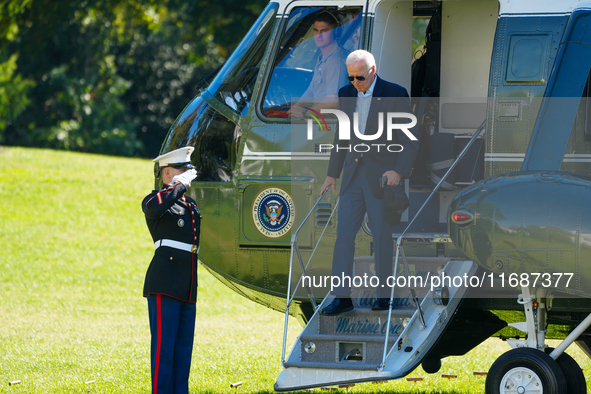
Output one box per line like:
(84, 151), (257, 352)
(156, 0), (591, 392)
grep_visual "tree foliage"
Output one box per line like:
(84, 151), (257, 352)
(1, 0), (267, 157)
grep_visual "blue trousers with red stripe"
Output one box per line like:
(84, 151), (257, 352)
(147, 294), (196, 394)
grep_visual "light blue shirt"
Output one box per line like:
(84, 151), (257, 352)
(302, 43), (349, 100)
(354, 75), (378, 135)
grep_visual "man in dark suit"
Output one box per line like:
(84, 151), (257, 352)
(143, 146), (200, 394)
(320, 50), (418, 315)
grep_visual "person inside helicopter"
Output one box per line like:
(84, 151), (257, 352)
(262, 6), (362, 119)
(287, 10), (349, 118)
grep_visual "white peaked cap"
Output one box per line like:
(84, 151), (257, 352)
(153, 146), (195, 168)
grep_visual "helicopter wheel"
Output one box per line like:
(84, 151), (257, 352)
(485, 347), (567, 394)
(545, 348), (586, 394)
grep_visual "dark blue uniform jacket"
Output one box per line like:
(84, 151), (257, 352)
(142, 181), (201, 303)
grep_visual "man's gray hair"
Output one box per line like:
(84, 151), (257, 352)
(346, 50), (376, 69)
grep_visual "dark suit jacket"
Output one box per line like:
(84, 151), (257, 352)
(326, 76), (418, 199)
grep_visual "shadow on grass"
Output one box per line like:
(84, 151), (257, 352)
(197, 389), (475, 394)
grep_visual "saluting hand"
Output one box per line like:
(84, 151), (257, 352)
(173, 169), (198, 187)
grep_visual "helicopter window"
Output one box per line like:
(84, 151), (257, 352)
(189, 107), (241, 182)
(161, 96), (240, 182)
(261, 6), (363, 119)
(505, 34), (550, 84)
(208, 3), (279, 115)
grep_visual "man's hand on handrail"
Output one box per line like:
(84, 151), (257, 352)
(320, 176), (336, 194)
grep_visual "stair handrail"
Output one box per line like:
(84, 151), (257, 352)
(289, 198), (340, 304)
(282, 187), (339, 363)
(379, 119), (487, 370)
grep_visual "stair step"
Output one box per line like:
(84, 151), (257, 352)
(318, 307), (415, 336)
(321, 306), (416, 316)
(352, 296), (419, 309)
(283, 361), (381, 371)
(301, 334), (397, 343)
(298, 333), (397, 365)
(350, 256), (450, 302)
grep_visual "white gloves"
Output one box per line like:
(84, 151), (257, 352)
(173, 169), (197, 187)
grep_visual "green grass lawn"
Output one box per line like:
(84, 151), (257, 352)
(0, 147), (590, 393)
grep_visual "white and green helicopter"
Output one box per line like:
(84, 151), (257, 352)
(156, 0), (591, 392)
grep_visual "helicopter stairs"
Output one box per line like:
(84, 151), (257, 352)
(275, 257), (479, 391)
(284, 299), (415, 371)
(275, 124), (486, 391)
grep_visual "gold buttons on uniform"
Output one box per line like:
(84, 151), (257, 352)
(170, 257), (173, 260)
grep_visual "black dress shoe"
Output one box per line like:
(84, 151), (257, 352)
(321, 297), (353, 316)
(371, 298), (390, 311)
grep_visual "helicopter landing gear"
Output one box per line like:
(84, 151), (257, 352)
(485, 347), (566, 394)
(545, 348), (587, 394)
(485, 287), (588, 394)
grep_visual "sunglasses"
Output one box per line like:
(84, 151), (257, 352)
(347, 68), (372, 82)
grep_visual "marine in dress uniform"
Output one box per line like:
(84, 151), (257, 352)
(142, 146), (200, 394)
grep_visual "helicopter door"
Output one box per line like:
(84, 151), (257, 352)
(237, 4), (365, 248)
(364, 0), (496, 233)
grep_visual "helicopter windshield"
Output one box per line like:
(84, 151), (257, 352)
(261, 6), (363, 119)
(208, 2), (279, 115)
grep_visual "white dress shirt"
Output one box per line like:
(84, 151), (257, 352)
(354, 75), (378, 135)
